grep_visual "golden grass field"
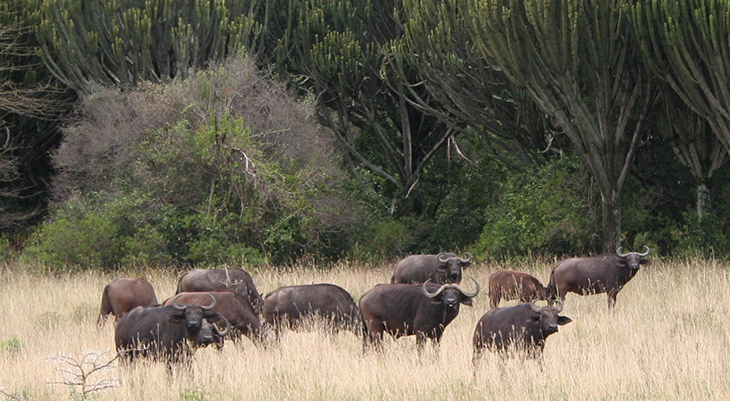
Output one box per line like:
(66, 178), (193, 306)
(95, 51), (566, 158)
(1, 258), (729, 400)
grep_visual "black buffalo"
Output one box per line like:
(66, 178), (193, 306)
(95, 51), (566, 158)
(98, 277), (159, 327)
(176, 268), (264, 315)
(359, 278), (480, 352)
(164, 290), (265, 346)
(472, 300), (572, 364)
(391, 252), (473, 284)
(263, 283), (363, 337)
(115, 293), (230, 365)
(547, 246), (651, 308)
(488, 270), (547, 309)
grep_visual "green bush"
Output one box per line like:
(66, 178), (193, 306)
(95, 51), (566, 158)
(672, 212), (730, 259)
(473, 155), (599, 260)
(27, 55), (356, 269)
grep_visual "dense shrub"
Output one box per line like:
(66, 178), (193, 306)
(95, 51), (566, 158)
(24, 54), (358, 269)
(473, 154), (599, 261)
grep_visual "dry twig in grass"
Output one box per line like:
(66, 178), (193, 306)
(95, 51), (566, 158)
(45, 350), (121, 399)
(0, 387), (24, 401)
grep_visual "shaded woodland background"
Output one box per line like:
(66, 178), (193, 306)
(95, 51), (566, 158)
(2, 0), (730, 269)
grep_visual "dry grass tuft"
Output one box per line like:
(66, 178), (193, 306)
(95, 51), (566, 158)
(1, 259), (729, 400)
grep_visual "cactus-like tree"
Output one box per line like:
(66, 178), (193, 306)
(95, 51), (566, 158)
(286, 0), (455, 215)
(0, 14), (66, 232)
(631, 0), (730, 151)
(465, 0), (656, 251)
(631, 0), (730, 220)
(655, 87), (727, 221)
(398, 0), (554, 170)
(28, 0), (265, 92)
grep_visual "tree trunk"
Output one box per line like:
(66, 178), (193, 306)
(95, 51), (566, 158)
(601, 190), (621, 253)
(697, 183), (710, 221)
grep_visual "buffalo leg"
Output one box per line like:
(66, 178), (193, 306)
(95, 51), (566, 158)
(489, 292), (500, 309)
(415, 332), (428, 354)
(363, 321), (384, 353)
(607, 290), (618, 308)
(97, 287), (112, 328)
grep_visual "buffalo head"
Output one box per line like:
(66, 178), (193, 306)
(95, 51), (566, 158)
(422, 276), (480, 308)
(529, 299), (572, 336)
(436, 252), (473, 282)
(616, 246), (651, 270)
(169, 293), (230, 345)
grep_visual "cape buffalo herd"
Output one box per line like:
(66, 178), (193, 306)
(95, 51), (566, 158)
(97, 246), (650, 369)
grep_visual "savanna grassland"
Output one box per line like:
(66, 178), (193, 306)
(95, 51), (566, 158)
(1, 259), (729, 401)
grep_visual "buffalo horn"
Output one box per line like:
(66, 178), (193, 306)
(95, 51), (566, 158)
(550, 299), (564, 313)
(212, 316), (231, 336)
(171, 294), (187, 311)
(422, 280), (447, 299)
(638, 246), (651, 257)
(459, 252), (473, 264)
(616, 247), (628, 257)
(530, 299), (542, 312)
(437, 252), (450, 264)
(201, 293), (217, 311)
(456, 276), (480, 298)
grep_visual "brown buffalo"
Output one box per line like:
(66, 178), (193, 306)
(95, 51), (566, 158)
(472, 300), (571, 365)
(391, 252), (473, 284)
(97, 278), (158, 327)
(547, 246), (651, 308)
(176, 268), (264, 315)
(488, 270), (547, 309)
(359, 278), (480, 352)
(263, 283), (363, 337)
(164, 290), (265, 346)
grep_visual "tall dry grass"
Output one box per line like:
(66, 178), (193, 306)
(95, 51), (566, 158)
(1, 259), (729, 400)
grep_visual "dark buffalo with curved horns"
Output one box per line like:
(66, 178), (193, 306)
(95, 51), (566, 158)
(359, 278), (480, 352)
(547, 246), (651, 308)
(488, 270), (547, 309)
(97, 278), (159, 327)
(115, 293), (230, 365)
(176, 268), (264, 315)
(264, 283), (364, 337)
(164, 290), (265, 346)
(391, 252), (473, 284)
(472, 300), (572, 365)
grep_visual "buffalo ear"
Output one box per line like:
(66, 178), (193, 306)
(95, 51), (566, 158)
(168, 313), (185, 324)
(460, 298), (473, 306)
(557, 316), (572, 325)
(204, 313), (224, 324)
(640, 260), (651, 266)
(528, 314), (540, 323)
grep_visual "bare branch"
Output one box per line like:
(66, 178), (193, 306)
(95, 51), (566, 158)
(45, 350), (122, 398)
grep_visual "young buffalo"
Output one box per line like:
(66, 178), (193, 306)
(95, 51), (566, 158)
(488, 270), (547, 309)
